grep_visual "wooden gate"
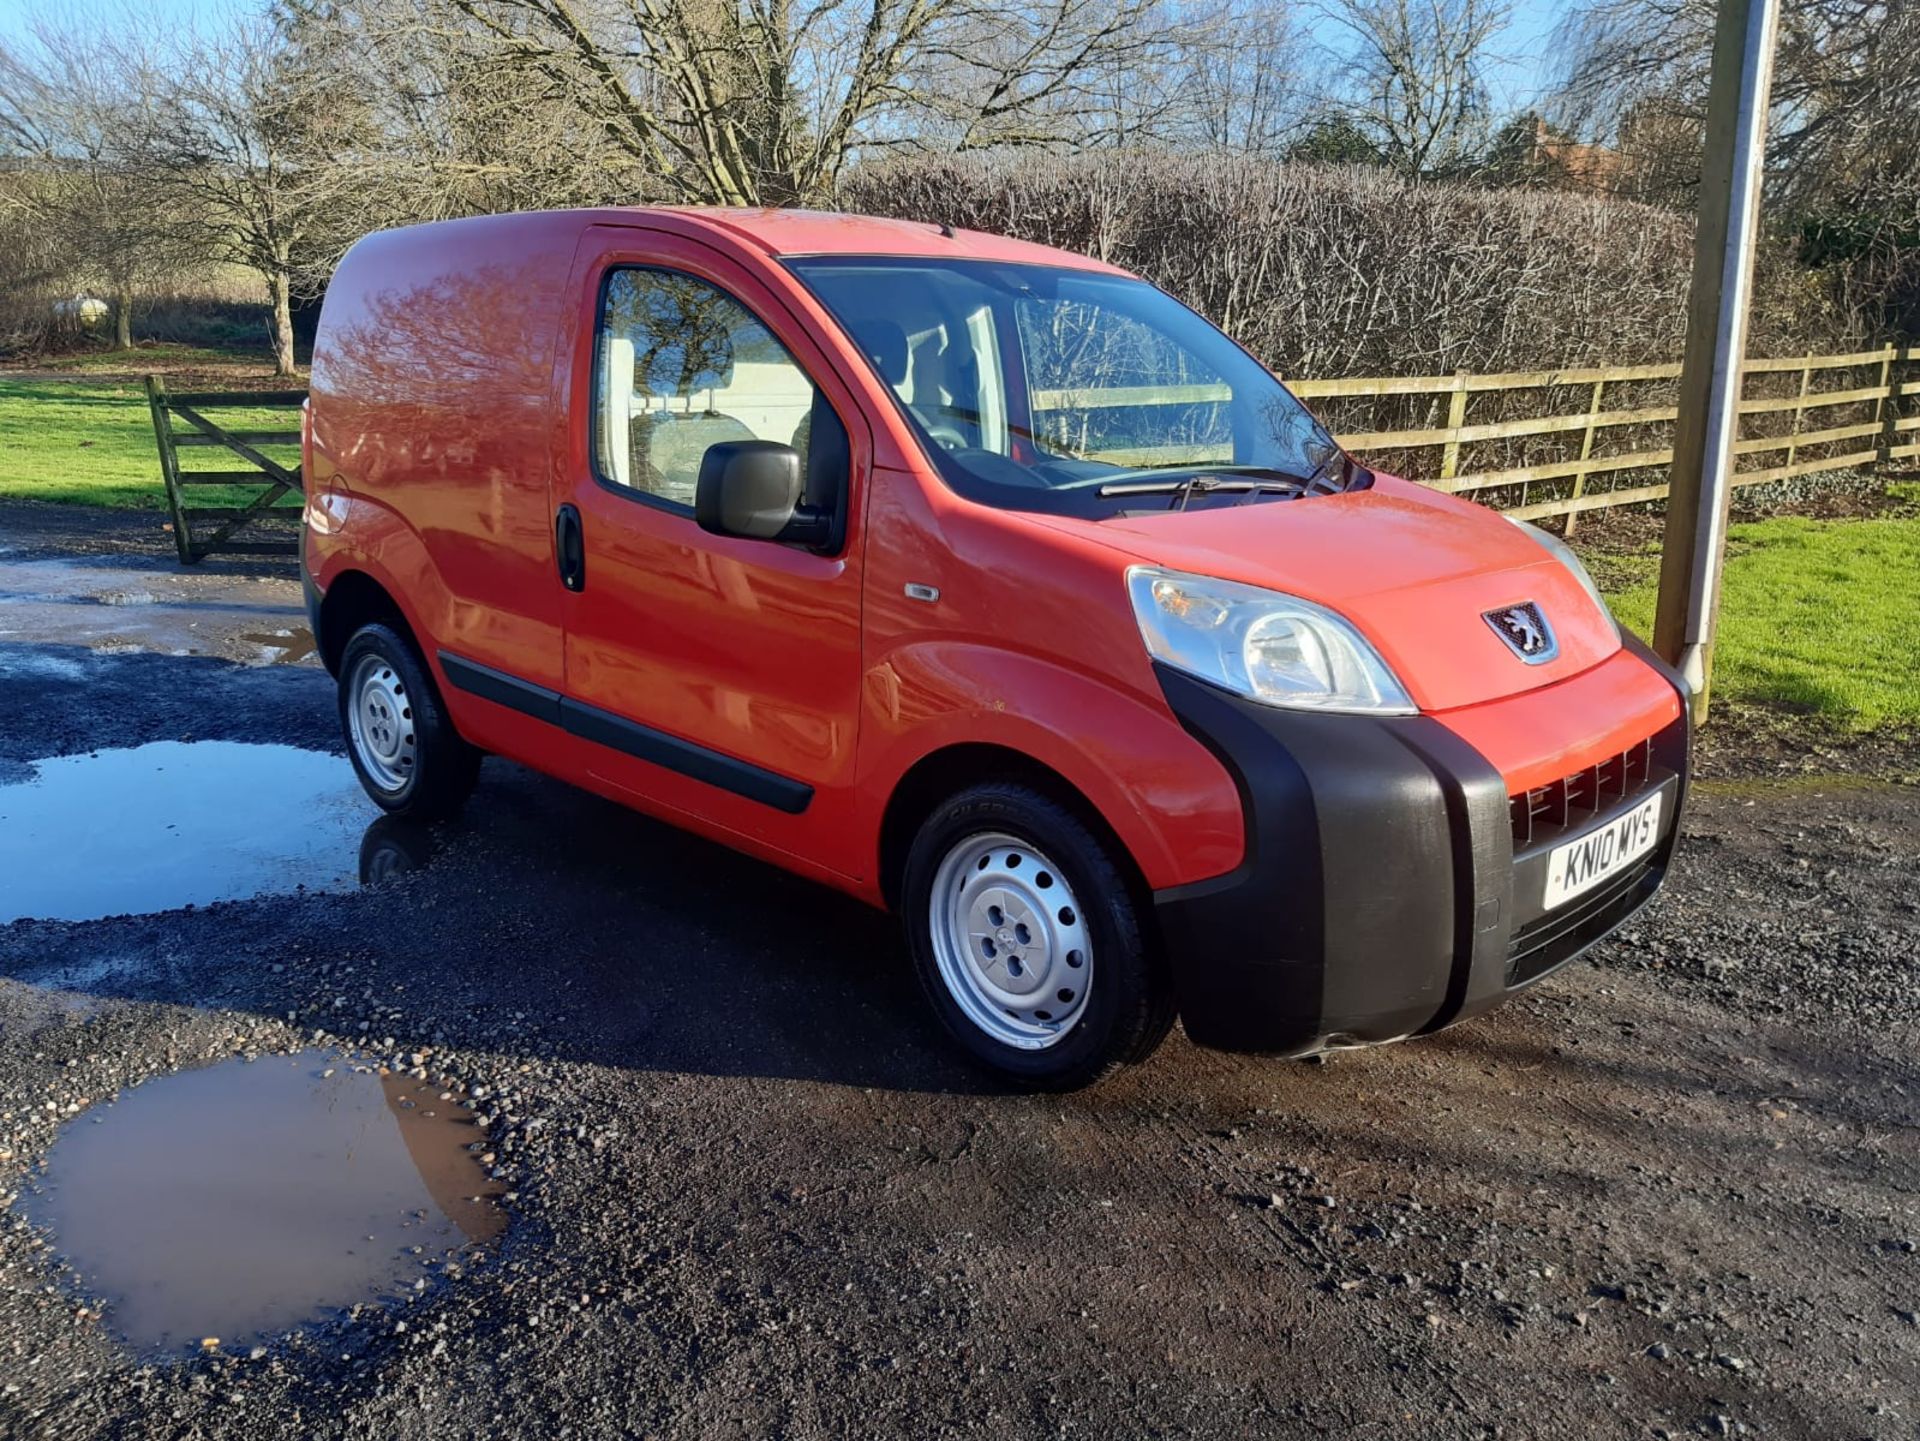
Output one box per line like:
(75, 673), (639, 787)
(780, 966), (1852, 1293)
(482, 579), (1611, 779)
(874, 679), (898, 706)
(145, 375), (307, 564)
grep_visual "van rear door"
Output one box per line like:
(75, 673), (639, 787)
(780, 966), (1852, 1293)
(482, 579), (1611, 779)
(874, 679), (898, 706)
(549, 224), (870, 880)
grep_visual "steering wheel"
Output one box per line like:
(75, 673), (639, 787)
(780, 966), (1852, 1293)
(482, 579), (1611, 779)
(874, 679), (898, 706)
(913, 403), (978, 451)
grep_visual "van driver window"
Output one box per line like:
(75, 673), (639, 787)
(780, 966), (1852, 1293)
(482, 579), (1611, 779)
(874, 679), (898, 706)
(593, 268), (821, 508)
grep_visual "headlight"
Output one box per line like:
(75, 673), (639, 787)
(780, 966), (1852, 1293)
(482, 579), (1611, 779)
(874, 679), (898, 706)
(1505, 517), (1619, 639)
(1127, 566), (1416, 715)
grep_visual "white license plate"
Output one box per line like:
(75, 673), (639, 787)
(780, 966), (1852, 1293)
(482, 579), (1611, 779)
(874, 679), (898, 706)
(1542, 791), (1665, 909)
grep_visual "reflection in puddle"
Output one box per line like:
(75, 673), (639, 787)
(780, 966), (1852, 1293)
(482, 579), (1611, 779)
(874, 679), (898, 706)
(20, 1051), (505, 1355)
(0, 741), (374, 922)
(359, 814), (436, 885)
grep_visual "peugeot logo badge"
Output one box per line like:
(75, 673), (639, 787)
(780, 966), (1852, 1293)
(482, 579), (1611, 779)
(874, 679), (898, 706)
(1483, 601), (1558, 664)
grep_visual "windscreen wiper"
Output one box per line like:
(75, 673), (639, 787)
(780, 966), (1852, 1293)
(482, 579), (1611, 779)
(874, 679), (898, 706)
(1095, 466), (1316, 509)
(1094, 457), (1360, 507)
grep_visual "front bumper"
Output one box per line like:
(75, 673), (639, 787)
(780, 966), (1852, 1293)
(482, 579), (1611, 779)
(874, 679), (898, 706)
(1153, 639), (1690, 1054)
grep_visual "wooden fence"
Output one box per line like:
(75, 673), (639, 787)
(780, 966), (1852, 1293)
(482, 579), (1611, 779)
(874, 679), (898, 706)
(143, 345), (1911, 564)
(1288, 344), (1917, 530)
(145, 376), (304, 564)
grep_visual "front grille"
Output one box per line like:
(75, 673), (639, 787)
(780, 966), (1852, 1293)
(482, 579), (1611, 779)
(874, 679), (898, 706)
(1509, 735), (1657, 851)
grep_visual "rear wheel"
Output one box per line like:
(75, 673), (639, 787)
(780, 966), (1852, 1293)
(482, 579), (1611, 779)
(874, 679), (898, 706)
(902, 782), (1174, 1090)
(338, 622), (479, 819)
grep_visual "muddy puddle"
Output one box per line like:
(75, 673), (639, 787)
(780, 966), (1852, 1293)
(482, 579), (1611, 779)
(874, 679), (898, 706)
(20, 1050), (505, 1355)
(239, 627), (319, 664)
(0, 555), (311, 666)
(0, 741), (376, 922)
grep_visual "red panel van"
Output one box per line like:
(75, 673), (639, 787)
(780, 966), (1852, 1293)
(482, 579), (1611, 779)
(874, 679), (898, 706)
(303, 208), (1689, 1088)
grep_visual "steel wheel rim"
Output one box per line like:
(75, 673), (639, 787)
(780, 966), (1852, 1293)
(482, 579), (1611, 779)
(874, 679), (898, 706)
(346, 653), (417, 793)
(928, 831), (1093, 1051)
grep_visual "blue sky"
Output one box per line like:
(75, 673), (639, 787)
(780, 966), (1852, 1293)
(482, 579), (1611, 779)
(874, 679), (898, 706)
(0, 0), (1572, 113)
(1488, 0), (1571, 111)
(0, 0), (238, 55)
(0, 0), (233, 39)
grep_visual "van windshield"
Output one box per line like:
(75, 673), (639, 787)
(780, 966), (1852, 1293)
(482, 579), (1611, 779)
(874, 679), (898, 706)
(786, 256), (1353, 517)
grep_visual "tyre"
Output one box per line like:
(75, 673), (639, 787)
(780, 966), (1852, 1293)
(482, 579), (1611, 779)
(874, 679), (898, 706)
(337, 622), (480, 819)
(901, 781), (1175, 1090)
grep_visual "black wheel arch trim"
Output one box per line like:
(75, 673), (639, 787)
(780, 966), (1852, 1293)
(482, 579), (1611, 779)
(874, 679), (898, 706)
(300, 549), (328, 673)
(1150, 662), (1508, 1052)
(436, 650), (813, 815)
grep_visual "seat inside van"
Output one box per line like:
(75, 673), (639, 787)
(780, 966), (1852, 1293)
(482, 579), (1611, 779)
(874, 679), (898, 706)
(598, 325), (817, 506)
(841, 300), (1005, 456)
(598, 333), (751, 505)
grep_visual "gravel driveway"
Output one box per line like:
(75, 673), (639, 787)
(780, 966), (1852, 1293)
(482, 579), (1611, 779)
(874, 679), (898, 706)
(1, 500), (1916, 1440)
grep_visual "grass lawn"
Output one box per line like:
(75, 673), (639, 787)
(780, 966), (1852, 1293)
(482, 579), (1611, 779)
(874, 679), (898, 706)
(0, 369), (301, 511)
(24, 344), (274, 375)
(1602, 485), (1920, 729)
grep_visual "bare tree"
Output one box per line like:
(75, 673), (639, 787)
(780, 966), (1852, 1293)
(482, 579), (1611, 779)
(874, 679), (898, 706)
(132, 10), (365, 374)
(279, 0), (682, 220)
(364, 51), (630, 215)
(0, 30), (201, 349)
(1158, 0), (1312, 154)
(1316, 0), (1512, 175)
(342, 0), (1183, 208)
(1551, 0), (1920, 328)
(0, 163), (75, 351)
(1552, 0), (1920, 212)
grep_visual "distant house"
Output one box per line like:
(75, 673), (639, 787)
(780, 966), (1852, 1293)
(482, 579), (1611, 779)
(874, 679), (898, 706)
(1522, 118), (1626, 193)
(1520, 118), (1628, 194)
(52, 296), (110, 327)
(1490, 114), (1629, 193)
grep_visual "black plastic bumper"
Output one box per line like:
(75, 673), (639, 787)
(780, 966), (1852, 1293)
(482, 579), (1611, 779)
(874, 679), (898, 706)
(1153, 640), (1690, 1055)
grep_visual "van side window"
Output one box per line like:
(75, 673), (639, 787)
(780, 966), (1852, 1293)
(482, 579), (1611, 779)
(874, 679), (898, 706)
(593, 268), (823, 509)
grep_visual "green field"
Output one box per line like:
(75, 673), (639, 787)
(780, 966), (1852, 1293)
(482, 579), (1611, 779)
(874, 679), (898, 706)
(1604, 487), (1920, 730)
(25, 344), (274, 375)
(0, 372), (300, 510)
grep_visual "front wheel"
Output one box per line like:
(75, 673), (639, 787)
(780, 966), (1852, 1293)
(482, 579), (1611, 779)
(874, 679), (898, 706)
(338, 622), (480, 819)
(902, 782), (1175, 1090)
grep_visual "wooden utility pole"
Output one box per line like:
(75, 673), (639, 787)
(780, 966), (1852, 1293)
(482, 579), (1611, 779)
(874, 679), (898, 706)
(1653, 0), (1781, 722)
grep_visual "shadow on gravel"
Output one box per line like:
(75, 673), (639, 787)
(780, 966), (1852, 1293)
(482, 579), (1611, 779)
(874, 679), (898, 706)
(0, 497), (297, 580)
(0, 644), (335, 762)
(373, 763), (987, 1085)
(7, 768), (1003, 1094)
(0, 646), (999, 1095)
(1460, 1023), (1920, 1197)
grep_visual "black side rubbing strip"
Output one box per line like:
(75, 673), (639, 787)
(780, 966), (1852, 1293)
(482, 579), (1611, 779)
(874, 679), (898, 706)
(438, 652), (562, 728)
(436, 650), (813, 815)
(557, 699), (812, 814)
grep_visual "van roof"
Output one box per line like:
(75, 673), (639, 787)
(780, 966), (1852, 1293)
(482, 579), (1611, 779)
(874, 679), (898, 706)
(617, 206), (1132, 274)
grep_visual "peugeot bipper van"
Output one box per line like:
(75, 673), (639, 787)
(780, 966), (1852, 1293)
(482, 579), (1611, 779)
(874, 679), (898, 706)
(303, 209), (1690, 1089)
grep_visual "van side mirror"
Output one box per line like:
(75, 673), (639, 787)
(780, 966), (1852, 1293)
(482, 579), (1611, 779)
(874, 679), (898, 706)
(695, 440), (833, 548)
